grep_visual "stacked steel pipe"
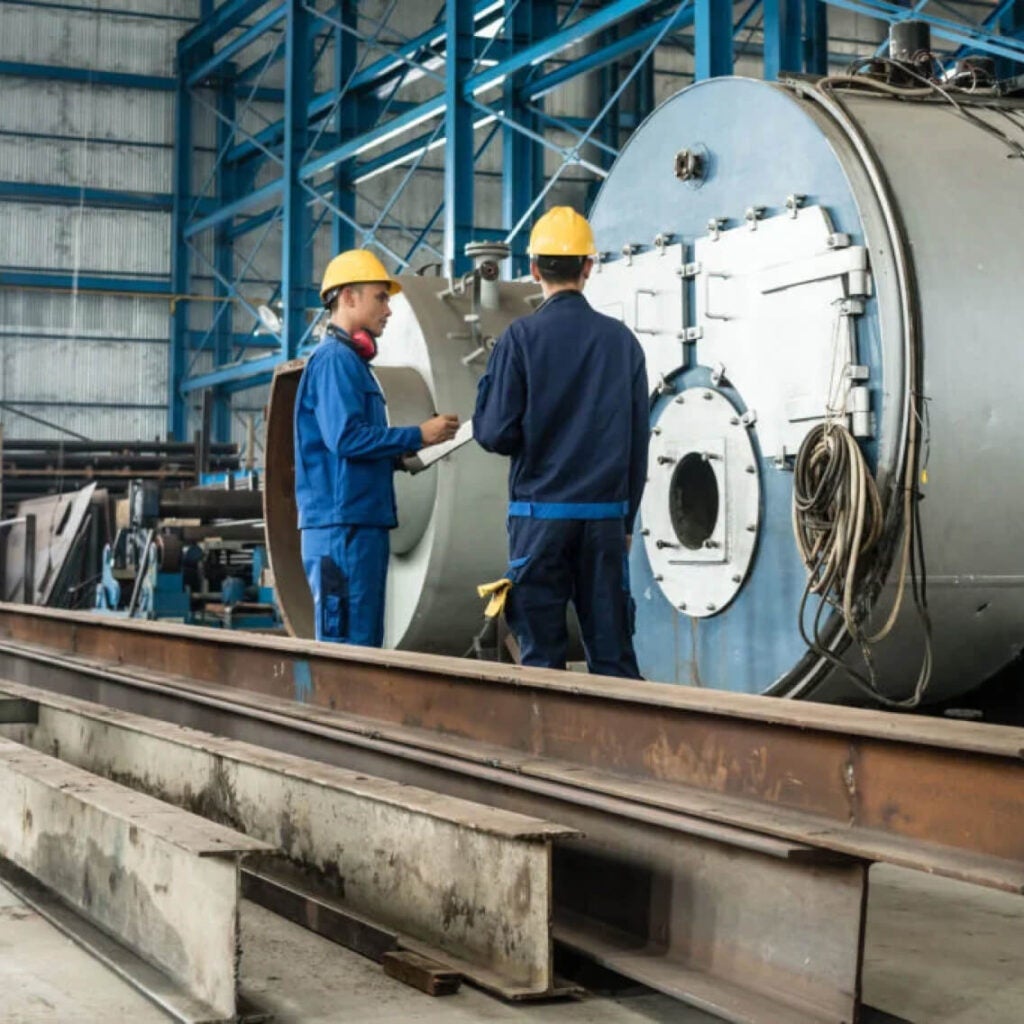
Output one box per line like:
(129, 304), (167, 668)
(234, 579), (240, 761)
(0, 440), (241, 517)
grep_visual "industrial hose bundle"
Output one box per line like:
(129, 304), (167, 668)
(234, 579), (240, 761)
(792, 413), (932, 707)
(792, 421), (882, 620)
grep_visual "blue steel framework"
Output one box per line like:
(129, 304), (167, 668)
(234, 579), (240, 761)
(3, 1), (1016, 439)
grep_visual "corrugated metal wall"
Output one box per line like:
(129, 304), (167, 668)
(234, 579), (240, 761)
(0, 0), (196, 442)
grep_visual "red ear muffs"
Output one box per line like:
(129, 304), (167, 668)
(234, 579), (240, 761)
(349, 329), (378, 361)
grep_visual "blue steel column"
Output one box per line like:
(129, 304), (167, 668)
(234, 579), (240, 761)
(802, 0), (828, 74)
(502, 0), (549, 276)
(600, 28), (622, 172)
(213, 70), (236, 443)
(632, 15), (655, 125)
(169, 48), (195, 441)
(332, 0), (358, 256)
(283, 0), (315, 359)
(763, 0), (802, 79)
(996, 0), (1024, 79)
(445, 0), (475, 276)
(695, 0), (735, 79)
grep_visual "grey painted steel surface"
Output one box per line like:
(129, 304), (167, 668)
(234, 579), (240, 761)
(0, 736), (269, 1021)
(588, 77), (1024, 702)
(267, 276), (538, 652)
(824, 92), (1024, 698)
(0, 681), (579, 998)
(792, 87), (1024, 701)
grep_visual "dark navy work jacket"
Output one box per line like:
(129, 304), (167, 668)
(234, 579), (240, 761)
(473, 290), (649, 529)
(294, 334), (422, 529)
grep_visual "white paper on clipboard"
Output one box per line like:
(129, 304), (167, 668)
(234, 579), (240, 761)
(401, 419), (474, 474)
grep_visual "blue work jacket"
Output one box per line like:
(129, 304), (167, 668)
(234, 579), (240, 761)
(294, 333), (423, 529)
(473, 290), (649, 529)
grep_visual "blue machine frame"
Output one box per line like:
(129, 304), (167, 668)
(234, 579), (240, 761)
(1, 1), (1019, 439)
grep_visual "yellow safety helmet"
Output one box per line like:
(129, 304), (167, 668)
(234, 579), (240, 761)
(319, 249), (401, 305)
(527, 206), (596, 257)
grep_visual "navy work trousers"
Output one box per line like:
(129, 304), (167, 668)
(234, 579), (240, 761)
(300, 525), (390, 646)
(505, 517), (641, 678)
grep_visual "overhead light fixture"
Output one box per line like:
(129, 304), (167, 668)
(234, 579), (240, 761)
(257, 304), (282, 335)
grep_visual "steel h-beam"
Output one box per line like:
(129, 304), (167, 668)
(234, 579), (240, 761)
(502, 0), (555, 277)
(282, 2), (314, 361)
(214, 74), (236, 443)
(445, 0), (475, 277)
(763, 0), (802, 79)
(804, 0), (829, 75)
(332, 1), (358, 256)
(695, 0), (734, 78)
(169, 48), (196, 441)
(996, 0), (1024, 78)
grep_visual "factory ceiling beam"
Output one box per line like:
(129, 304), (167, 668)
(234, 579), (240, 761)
(0, 271), (172, 296)
(0, 181), (177, 213)
(0, 59), (174, 90)
(225, 0), (503, 167)
(823, 0), (1024, 62)
(172, 0), (1024, 406)
(185, 3), (288, 88)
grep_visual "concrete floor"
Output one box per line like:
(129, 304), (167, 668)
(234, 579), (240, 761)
(1, 864), (1021, 1024)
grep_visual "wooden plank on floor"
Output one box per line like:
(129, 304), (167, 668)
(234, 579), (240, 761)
(382, 950), (462, 996)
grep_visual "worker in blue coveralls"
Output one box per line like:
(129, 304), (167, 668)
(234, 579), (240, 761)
(473, 207), (649, 677)
(294, 249), (459, 646)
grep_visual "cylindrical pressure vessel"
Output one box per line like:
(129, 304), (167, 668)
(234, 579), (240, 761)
(586, 75), (1024, 702)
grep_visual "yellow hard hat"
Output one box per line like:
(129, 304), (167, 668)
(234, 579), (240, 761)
(320, 249), (401, 304)
(527, 206), (596, 257)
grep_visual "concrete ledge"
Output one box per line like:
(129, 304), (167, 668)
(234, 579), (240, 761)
(0, 737), (270, 1021)
(0, 683), (580, 997)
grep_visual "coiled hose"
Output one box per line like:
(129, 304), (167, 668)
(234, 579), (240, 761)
(792, 418), (932, 707)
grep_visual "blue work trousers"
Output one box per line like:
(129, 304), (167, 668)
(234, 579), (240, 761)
(300, 525), (390, 646)
(505, 517), (641, 678)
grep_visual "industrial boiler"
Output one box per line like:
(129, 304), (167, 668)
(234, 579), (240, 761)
(267, 55), (1024, 707)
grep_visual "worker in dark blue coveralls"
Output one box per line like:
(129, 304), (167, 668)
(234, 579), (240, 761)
(473, 207), (649, 678)
(294, 249), (459, 646)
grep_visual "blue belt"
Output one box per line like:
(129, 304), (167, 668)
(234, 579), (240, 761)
(508, 500), (629, 520)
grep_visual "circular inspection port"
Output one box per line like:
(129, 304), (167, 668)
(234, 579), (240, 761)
(669, 452), (719, 549)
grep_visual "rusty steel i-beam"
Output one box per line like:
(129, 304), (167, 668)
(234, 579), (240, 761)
(0, 605), (1020, 1022)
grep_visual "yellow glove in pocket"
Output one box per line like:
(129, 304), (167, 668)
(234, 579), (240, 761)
(477, 555), (530, 619)
(477, 577), (513, 619)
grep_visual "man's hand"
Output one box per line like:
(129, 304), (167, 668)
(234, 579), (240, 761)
(625, 534), (633, 554)
(420, 413), (460, 447)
